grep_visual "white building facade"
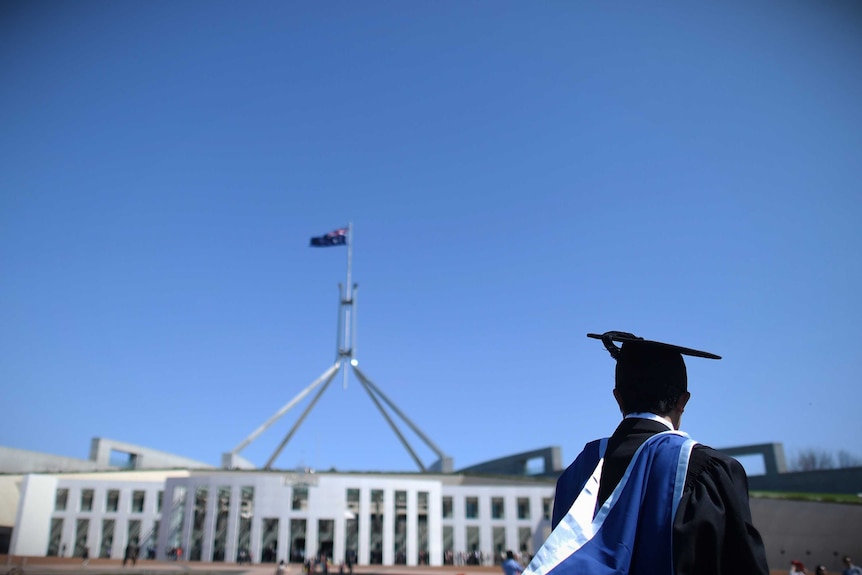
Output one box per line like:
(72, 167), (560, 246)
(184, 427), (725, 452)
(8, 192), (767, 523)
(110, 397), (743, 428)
(9, 469), (555, 567)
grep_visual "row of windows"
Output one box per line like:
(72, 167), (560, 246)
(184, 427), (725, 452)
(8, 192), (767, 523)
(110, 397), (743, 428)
(441, 496), (552, 521)
(55, 486), (549, 521)
(55, 488), (163, 514)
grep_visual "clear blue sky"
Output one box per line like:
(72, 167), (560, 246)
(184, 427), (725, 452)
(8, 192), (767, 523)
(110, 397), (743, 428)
(2, 1), (861, 474)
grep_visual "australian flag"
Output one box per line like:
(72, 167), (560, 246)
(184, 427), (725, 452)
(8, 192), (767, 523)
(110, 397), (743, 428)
(310, 227), (348, 247)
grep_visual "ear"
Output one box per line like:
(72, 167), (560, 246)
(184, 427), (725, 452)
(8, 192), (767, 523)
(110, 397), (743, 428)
(676, 391), (691, 413)
(613, 388), (625, 413)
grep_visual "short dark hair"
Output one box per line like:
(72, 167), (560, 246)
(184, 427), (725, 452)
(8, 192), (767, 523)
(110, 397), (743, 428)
(615, 342), (687, 415)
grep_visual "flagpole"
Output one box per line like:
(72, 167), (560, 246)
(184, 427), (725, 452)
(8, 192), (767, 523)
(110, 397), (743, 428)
(342, 222), (353, 388)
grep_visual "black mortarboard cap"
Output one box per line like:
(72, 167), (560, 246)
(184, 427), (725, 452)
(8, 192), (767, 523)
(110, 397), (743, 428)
(587, 331), (721, 360)
(587, 331), (720, 395)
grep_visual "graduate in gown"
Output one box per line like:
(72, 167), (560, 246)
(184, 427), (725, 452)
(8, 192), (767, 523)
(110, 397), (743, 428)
(546, 331), (769, 575)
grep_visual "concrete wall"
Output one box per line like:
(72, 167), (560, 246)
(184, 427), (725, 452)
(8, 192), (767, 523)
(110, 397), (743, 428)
(751, 497), (862, 572)
(748, 466), (862, 495)
(0, 447), (104, 474)
(10, 474), (57, 556)
(90, 438), (213, 470)
(458, 447), (562, 478)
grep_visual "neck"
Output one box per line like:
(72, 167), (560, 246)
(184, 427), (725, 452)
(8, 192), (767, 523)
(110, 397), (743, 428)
(624, 412), (676, 430)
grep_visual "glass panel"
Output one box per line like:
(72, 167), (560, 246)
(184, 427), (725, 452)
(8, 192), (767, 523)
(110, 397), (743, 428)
(74, 518), (90, 558)
(237, 486), (254, 563)
(518, 527), (532, 556)
(167, 486), (187, 553)
(213, 487), (230, 562)
(289, 519), (307, 563)
(81, 489), (94, 512)
(261, 518), (279, 563)
(106, 489), (120, 513)
(47, 518), (63, 556)
(318, 519), (334, 562)
(100, 519), (115, 558)
(466, 526), (480, 563)
(145, 520), (160, 560)
(128, 519), (141, 548)
(344, 516), (358, 567)
(394, 491), (406, 564)
(465, 497), (478, 519)
(55, 488), (68, 511)
(517, 498), (530, 520)
(157, 490), (164, 512)
(491, 497), (504, 519)
(369, 490), (383, 564)
(346, 488), (360, 512)
(292, 485), (308, 511)
(442, 525), (453, 565)
(132, 491), (145, 513)
(190, 487), (207, 561)
(492, 527), (505, 564)
(417, 492), (428, 565)
(442, 496), (453, 519)
(542, 498), (552, 521)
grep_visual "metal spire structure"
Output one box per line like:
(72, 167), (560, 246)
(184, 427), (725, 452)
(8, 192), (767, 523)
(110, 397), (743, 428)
(222, 223), (452, 472)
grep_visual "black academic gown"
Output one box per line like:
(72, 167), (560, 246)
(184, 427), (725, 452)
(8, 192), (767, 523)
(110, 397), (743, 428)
(552, 417), (770, 575)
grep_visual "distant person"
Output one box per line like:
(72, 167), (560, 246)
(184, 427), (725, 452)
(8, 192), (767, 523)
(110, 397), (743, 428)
(816, 565), (829, 575)
(276, 559), (287, 575)
(536, 331), (769, 575)
(61, 543), (67, 558)
(844, 556), (862, 575)
(502, 551), (524, 575)
(123, 543), (134, 567)
(791, 560), (807, 574)
(82, 546), (90, 566)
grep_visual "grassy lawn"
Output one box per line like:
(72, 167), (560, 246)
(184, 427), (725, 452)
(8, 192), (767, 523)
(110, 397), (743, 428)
(751, 491), (862, 504)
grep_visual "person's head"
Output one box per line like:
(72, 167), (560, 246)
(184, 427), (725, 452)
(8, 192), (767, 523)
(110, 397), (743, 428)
(844, 557), (854, 566)
(506, 551), (515, 560)
(613, 341), (690, 420)
(815, 565), (827, 575)
(589, 331), (719, 429)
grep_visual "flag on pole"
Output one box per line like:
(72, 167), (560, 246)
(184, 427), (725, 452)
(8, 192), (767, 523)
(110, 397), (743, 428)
(310, 227), (348, 247)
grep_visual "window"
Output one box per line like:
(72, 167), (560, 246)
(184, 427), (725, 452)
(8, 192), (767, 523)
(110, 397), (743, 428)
(443, 525), (454, 564)
(55, 488), (69, 511)
(132, 490), (145, 513)
(346, 488), (360, 513)
(518, 527), (532, 555)
(442, 496), (453, 519)
(465, 497), (479, 519)
(157, 490), (164, 512)
(491, 497), (504, 519)
(213, 487), (230, 562)
(74, 518), (89, 557)
(100, 519), (114, 558)
(190, 488), (207, 561)
(292, 485), (308, 511)
(47, 518), (63, 556)
(289, 519), (307, 563)
(238, 487), (254, 558)
(466, 526), (480, 554)
(261, 518), (279, 563)
(493, 526), (505, 561)
(370, 490), (384, 564)
(394, 491), (407, 564)
(81, 489), (94, 512)
(542, 497), (552, 521)
(517, 497), (530, 520)
(106, 489), (120, 512)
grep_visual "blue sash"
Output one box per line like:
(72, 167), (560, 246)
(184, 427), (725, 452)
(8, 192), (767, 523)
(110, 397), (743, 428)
(525, 431), (696, 575)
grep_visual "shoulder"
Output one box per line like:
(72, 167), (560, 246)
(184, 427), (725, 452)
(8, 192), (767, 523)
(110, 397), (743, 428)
(685, 444), (750, 490)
